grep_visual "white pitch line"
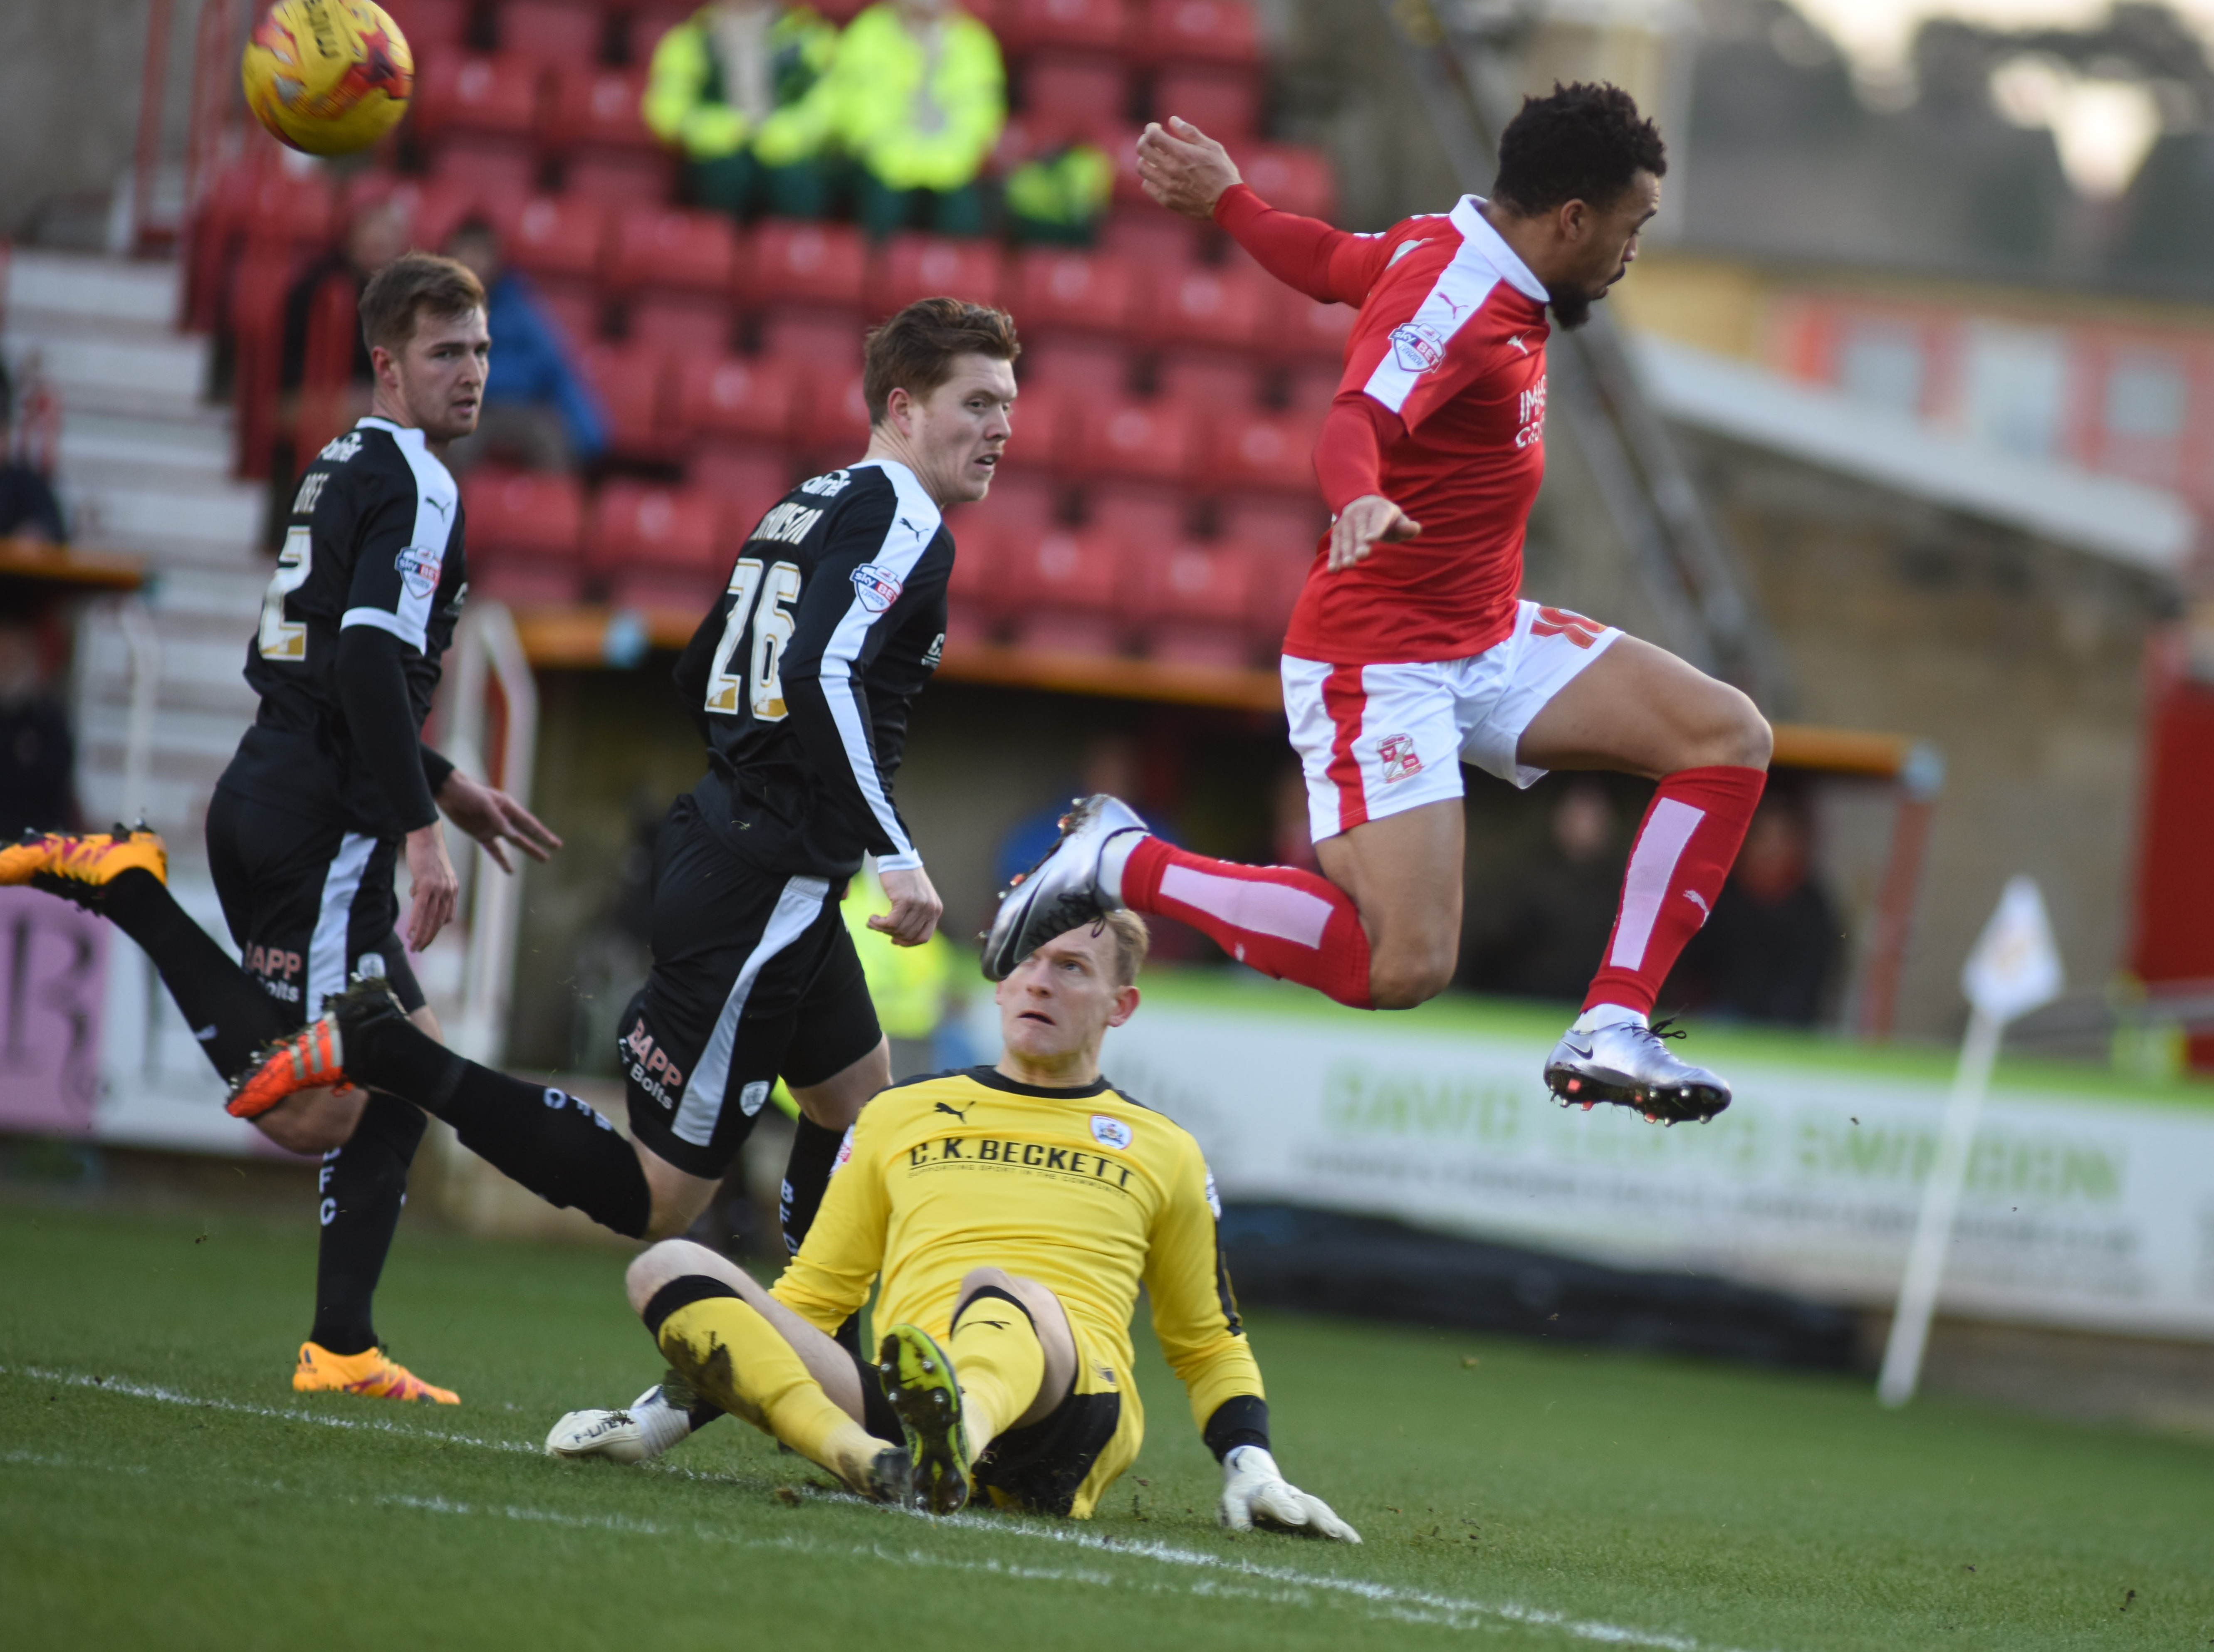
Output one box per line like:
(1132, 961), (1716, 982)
(2, 1363), (1785, 1652)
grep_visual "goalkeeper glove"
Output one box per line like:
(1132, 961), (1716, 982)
(1218, 1445), (1361, 1542)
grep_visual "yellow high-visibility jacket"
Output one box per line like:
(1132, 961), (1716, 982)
(824, 3), (1005, 193)
(841, 866), (956, 1042)
(643, 4), (839, 165)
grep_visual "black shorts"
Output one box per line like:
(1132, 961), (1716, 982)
(620, 794), (881, 1180)
(205, 785), (425, 1028)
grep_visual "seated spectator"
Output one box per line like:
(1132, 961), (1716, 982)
(279, 195), (411, 395)
(643, 0), (840, 221)
(1003, 140), (1113, 245)
(1674, 790), (1840, 1025)
(0, 362), (66, 544)
(0, 610), (78, 837)
(827, 0), (1004, 238)
(1461, 780), (1623, 1003)
(440, 218), (609, 473)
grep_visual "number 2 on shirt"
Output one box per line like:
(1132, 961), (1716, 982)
(704, 557), (802, 720)
(257, 526), (312, 660)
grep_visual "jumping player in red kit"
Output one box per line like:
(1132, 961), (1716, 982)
(985, 84), (1772, 1124)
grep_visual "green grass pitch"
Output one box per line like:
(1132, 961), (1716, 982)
(1, 1198), (2207, 1650)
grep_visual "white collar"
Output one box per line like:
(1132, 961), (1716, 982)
(1450, 196), (1550, 305)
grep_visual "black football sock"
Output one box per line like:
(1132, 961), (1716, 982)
(100, 868), (289, 1077)
(779, 1116), (846, 1257)
(308, 1094), (425, 1356)
(346, 1010), (651, 1238)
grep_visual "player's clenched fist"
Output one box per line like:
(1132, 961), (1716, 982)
(1136, 116), (1242, 221)
(870, 864), (943, 947)
(1328, 493), (1421, 572)
(1219, 1445), (1362, 1542)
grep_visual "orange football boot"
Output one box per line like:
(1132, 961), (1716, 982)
(294, 1341), (459, 1404)
(226, 1013), (348, 1119)
(4, 824), (167, 904)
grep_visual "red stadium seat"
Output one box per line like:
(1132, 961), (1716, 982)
(532, 285), (603, 347)
(579, 341), (675, 461)
(1138, 0), (1259, 65)
(1073, 397), (1200, 484)
(381, 0), (470, 54)
(1003, 528), (1123, 655)
(1097, 203), (1201, 269)
(941, 512), (1007, 645)
(623, 1), (693, 62)
(999, 0), (1126, 55)
(1214, 409), (1320, 495)
(1010, 249), (1135, 336)
(628, 294), (734, 353)
(795, 368), (872, 453)
(460, 469), (588, 604)
(505, 193), (608, 283)
(676, 355), (801, 444)
(1153, 65), (1260, 139)
(868, 233), (1005, 314)
(1127, 539), (1255, 665)
(758, 306), (868, 368)
(1140, 262), (1266, 350)
(1159, 353), (1262, 412)
(1284, 359), (1343, 419)
(1018, 336), (1131, 399)
(1020, 54), (1130, 142)
(227, 246), (304, 477)
(968, 471), (1064, 540)
(743, 221), (868, 306)
(1265, 282), (1357, 364)
(566, 150), (675, 202)
(1086, 481), (1187, 549)
(413, 53), (544, 140)
(495, 0), (609, 63)
(427, 136), (541, 200)
(1000, 383), (1071, 473)
(592, 482), (724, 608)
(707, 456), (797, 550)
(606, 206), (738, 296)
(1220, 493), (1324, 553)
(1236, 142), (1336, 220)
(547, 66), (669, 199)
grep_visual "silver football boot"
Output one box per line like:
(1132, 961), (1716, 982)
(1543, 1017), (1731, 1125)
(545, 1373), (698, 1463)
(980, 793), (1150, 980)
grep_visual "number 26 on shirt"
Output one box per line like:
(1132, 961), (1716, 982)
(705, 556), (802, 721)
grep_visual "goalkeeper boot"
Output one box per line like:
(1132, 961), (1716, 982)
(980, 793), (1148, 980)
(294, 1341), (459, 1404)
(225, 974), (400, 1119)
(1544, 1017), (1730, 1125)
(5, 824), (167, 908)
(877, 1323), (971, 1514)
(546, 1372), (699, 1464)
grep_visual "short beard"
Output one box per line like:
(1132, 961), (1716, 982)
(1546, 284), (1596, 331)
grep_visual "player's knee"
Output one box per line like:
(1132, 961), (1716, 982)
(1366, 947), (1455, 1010)
(626, 1239), (717, 1316)
(253, 1090), (353, 1155)
(1690, 684), (1770, 771)
(956, 1265), (1016, 1308)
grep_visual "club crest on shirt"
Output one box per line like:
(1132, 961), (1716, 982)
(1090, 1114), (1134, 1151)
(1389, 321), (1448, 374)
(395, 544), (443, 600)
(851, 563), (903, 612)
(1378, 733), (1424, 784)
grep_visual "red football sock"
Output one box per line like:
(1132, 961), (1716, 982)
(1121, 837), (1374, 1009)
(1583, 765), (1767, 1016)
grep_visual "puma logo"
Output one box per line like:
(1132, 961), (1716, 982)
(964, 1318), (1013, 1331)
(1684, 890), (1710, 919)
(1508, 334), (1531, 355)
(933, 1100), (971, 1121)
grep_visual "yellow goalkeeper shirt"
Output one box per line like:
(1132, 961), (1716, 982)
(772, 1065), (1263, 1442)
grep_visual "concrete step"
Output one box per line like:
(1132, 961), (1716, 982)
(5, 248), (180, 326)
(61, 474), (264, 563)
(59, 408), (235, 476)
(2, 320), (210, 407)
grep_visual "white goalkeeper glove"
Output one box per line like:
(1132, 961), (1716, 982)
(1218, 1445), (1361, 1542)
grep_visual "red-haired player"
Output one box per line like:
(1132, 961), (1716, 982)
(985, 84), (1770, 1124)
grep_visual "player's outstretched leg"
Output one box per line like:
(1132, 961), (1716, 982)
(635, 1250), (910, 1502)
(230, 977), (655, 1238)
(982, 797), (1378, 1007)
(5, 828), (295, 1078)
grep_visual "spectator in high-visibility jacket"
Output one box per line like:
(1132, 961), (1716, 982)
(1004, 141), (1114, 245)
(643, 0), (840, 221)
(842, 864), (965, 1079)
(826, 0), (1004, 237)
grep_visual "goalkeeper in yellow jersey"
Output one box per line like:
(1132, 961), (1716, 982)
(568, 912), (1358, 1536)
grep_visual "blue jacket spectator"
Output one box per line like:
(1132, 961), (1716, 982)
(443, 220), (608, 472)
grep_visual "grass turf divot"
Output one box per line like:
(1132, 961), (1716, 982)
(2, 1200), (2209, 1651)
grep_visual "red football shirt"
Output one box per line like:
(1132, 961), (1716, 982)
(1215, 187), (1552, 664)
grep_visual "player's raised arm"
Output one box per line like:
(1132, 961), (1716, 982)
(1138, 116), (1385, 305)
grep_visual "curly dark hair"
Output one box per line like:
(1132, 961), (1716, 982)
(1491, 81), (1666, 217)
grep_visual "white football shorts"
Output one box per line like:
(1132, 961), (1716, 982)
(1284, 600), (1621, 843)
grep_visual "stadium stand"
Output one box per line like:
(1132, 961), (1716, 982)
(190, 0), (1333, 664)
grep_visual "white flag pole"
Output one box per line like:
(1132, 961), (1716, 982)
(1876, 1005), (2001, 1407)
(1876, 875), (2061, 1410)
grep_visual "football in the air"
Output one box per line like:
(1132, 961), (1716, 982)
(241, 0), (414, 156)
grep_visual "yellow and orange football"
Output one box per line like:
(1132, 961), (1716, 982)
(241, 0), (413, 157)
